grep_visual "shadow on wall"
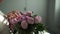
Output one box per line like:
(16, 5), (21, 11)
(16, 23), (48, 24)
(57, 9), (60, 34)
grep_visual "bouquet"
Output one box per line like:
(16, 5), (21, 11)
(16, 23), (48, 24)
(7, 10), (47, 34)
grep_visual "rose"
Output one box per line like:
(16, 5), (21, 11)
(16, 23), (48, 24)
(13, 10), (22, 17)
(9, 19), (15, 32)
(16, 16), (22, 22)
(35, 16), (42, 23)
(26, 16), (34, 24)
(7, 10), (22, 31)
(21, 20), (28, 29)
(23, 11), (33, 16)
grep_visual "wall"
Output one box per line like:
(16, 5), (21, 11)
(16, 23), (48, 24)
(47, 0), (60, 34)
(55, 0), (60, 34)
(47, 0), (56, 34)
(0, 0), (26, 14)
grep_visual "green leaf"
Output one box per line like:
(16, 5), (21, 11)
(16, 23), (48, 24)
(32, 15), (37, 18)
(35, 23), (45, 31)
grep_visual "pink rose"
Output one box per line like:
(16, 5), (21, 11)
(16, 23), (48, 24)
(21, 15), (26, 21)
(14, 11), (22, 17)
(23, 11), (33, 16)
(26, 16), (34, 24)
(16, 15), (22, 22)
(35, 16), (42, 23)
(14, 10), (21, 15)
(9, 19), (15, 24)
(9, 19), (15, 31)
(21, 20), (28, 29)
(13, 18), (18, 22)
